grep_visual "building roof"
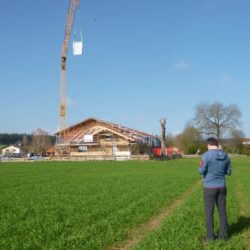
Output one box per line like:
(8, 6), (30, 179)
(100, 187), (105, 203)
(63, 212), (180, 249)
(2, 145), (21, 154)
(2, 145), (21, 150)
(46, 145), (55, 153)
(55, 117), (158, 144)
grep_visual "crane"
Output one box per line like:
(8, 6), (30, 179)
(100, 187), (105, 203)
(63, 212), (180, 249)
(59, 0), (80, 134)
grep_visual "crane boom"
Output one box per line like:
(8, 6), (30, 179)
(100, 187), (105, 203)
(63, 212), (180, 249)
(59, 0), (80, 133)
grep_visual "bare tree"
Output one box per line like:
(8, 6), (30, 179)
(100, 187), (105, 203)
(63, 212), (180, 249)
(194, 102), (241, 143)
(226, 129), (245, 153)
(31, 129), (52, 155)
(21, 135), (32, 154)
(165, 134), (175, 147)
(175, 123), (203, 154)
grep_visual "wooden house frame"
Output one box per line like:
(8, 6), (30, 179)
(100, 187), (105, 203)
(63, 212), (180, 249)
(55, 117), (160, 159)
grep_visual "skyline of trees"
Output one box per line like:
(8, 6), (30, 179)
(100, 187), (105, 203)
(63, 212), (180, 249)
(0, 132), (55, 155)
(0, 101), (248, 155)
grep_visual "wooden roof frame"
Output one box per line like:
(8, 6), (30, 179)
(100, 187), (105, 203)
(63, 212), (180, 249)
(55, 117), (157, 143)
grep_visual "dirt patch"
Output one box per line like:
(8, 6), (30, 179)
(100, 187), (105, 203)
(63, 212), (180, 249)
(111, 180), (201, 250)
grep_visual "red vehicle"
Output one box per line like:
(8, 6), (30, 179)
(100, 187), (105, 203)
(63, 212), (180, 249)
(152, 147), (182, 158)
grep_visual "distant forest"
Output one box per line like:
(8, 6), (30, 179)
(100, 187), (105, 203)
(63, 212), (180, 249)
(0, 133), (56, 146)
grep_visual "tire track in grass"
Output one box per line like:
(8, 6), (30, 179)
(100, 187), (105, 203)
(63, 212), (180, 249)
(236, 181), (250, 247)
(110, 180), (201, 250)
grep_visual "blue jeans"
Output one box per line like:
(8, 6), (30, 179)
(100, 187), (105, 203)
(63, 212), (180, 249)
(204, 187), (228, 240)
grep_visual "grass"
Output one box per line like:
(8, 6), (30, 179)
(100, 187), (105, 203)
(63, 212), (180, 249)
(0, 159), (198, 249)
(133, 157), (250, 250)
(0, 158), (249, 249)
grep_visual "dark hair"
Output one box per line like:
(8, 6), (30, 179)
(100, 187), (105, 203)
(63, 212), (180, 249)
(206, 137), (218, 146)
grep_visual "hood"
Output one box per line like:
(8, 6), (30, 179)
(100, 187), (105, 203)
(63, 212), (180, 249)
(216, 150), (227, 160)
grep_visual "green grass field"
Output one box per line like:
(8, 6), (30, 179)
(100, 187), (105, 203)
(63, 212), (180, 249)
(0, 158), (249, 249)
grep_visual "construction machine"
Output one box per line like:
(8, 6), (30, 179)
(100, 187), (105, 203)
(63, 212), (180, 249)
(59, 0), (80, 134)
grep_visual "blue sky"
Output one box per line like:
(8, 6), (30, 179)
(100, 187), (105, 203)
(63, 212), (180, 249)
(0, 0), (249, 136)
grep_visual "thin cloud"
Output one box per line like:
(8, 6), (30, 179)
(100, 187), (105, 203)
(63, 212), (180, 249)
(174, 60), (192, 70)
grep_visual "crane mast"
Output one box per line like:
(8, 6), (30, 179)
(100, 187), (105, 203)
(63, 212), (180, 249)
(59, 0), (80, 134)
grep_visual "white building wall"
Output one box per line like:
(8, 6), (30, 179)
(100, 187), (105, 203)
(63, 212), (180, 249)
(2, 146), (20, 155)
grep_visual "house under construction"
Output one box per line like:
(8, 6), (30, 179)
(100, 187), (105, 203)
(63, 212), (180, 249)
(55, 117), (160, 159)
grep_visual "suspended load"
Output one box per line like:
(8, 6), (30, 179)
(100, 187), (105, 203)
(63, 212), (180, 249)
(73, 41), (83, 55)
(73, 30), (83, 55)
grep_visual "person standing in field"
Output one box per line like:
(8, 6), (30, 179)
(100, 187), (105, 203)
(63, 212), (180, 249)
(198, 137), (232, 241)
